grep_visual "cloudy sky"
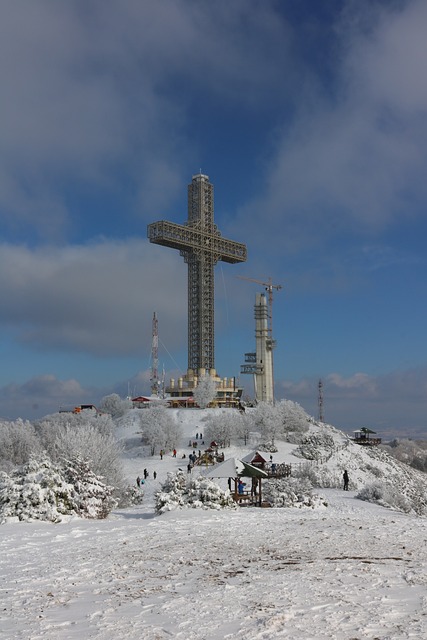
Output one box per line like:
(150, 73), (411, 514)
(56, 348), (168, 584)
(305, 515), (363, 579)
(1, 0), (426, 436)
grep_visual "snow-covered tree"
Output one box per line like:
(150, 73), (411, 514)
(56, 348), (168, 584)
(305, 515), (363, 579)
(205, 411), (240, 447)
(62, 457), (116, 519)
(382, 438), (427, 472)
(35, 411), (116, 459)
(0, 419), (42, 471)
(235, 413), (251, 445)
(99, 393), (132, 419)
(138, 404), (173, 455)
(0, 457), (77, 522)
(0, 455), (117, 522)
(249, 402), (282, 446)
(193, 375), (217, 409)
(52, 424), (126, 495)
(276, 400), (310, 441)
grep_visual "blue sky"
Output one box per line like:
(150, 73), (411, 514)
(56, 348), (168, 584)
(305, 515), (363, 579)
(1, 0), (427, 437)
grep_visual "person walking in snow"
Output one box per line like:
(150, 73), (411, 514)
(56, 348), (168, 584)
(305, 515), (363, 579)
(153, 471), (157, 480)
(136, 476), (141, 488)
(343, 470), (349, 491)
(144, 468), (148, 480)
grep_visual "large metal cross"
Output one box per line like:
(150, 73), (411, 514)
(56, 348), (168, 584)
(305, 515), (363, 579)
(147, 173), (247, 373)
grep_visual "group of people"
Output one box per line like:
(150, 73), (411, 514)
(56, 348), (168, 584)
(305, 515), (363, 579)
(136, 468), (157, 487)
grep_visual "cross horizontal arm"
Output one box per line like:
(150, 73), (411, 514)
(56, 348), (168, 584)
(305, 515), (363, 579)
(148, 220), (247, 264)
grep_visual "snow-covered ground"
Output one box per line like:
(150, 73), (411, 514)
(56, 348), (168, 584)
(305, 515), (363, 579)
(1, 409), (427, 639)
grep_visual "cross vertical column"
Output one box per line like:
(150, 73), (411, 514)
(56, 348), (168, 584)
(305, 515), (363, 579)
(147, 173), (247, 375)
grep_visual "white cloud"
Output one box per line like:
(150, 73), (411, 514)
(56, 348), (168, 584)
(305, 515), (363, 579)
(0, 240), (188, 355)
(278, 366), (427, 435)
(0, 374), (89, 420)
(0, 1), (295, 239)
(237, 0), (427, 253)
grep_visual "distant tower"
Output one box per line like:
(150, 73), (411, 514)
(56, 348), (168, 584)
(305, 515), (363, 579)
(150, 312), (159, 396)
(148, 174), (247, 376)
(241, 293), (275, 403)
(318, 378), (324, 422)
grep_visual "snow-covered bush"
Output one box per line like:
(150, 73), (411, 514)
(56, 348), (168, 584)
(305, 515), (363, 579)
(62, 457), (117, 519)
(364, 463), (384, 478)
(155, 470), (236, 514)
(293, 462), (318, 485)
(0, 457), (77, 523)
(356, 482), (412, 513)
(294, 432), (336, 461)
(263, 477), (327, 509)
(119, 485), (144, 507)
(0, 456), (117, 523)
(257, 442), (278, 453)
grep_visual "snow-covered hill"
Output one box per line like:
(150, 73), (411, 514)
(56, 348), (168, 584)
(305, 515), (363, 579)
(1, 406), (427, 638)
(116, 407), (427, 515)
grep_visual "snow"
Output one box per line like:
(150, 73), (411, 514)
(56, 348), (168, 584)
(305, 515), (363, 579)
(1, 408), (427, 639)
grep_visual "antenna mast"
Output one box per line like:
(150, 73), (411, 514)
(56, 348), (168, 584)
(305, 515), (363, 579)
(151, 312), (159, 396)
(318, 378), (324, 422)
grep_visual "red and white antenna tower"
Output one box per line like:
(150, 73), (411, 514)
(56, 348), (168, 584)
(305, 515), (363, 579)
(318, 378), (324, 422)
(151, 312), (159, 395)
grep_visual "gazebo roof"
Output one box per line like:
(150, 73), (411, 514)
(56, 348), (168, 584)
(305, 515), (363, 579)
(241, 451), (267, 464)
(205, 457), (240, 478)
(239, 461), (268, 478)
(356, 427), (377, 434)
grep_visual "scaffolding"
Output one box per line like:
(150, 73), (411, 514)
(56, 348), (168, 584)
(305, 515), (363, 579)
(148, 174), (247, 372)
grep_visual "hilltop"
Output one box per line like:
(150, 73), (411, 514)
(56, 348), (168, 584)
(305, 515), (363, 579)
(2, 404), (427, 638)
(115, 406), (427, 516)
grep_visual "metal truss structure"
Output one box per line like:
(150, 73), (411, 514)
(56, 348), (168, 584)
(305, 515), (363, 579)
(241, 293), (274, 403)
(148, 174), (247, 372)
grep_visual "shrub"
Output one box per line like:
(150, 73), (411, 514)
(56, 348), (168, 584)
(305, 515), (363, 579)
(155, 470), (236, 514)
(356, 482), (411, 513)
(263, 477), (327, 509)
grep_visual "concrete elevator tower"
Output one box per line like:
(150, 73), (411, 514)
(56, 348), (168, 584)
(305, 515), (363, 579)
(241, 293), (275, 403)
(147, 173), (247, 379)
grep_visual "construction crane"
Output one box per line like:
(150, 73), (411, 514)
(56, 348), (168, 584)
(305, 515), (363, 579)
(237, 276), (282, 335)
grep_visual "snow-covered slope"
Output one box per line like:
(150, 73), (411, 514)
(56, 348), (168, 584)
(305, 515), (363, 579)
(1, 407), (427, 639)
(116, 407), (427, 515)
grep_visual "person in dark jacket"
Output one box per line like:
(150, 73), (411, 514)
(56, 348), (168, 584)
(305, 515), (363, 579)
(343, 470), (349, 491)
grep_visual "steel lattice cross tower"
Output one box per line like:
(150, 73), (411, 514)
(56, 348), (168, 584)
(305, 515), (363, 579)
(148, 173), (247, 372)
